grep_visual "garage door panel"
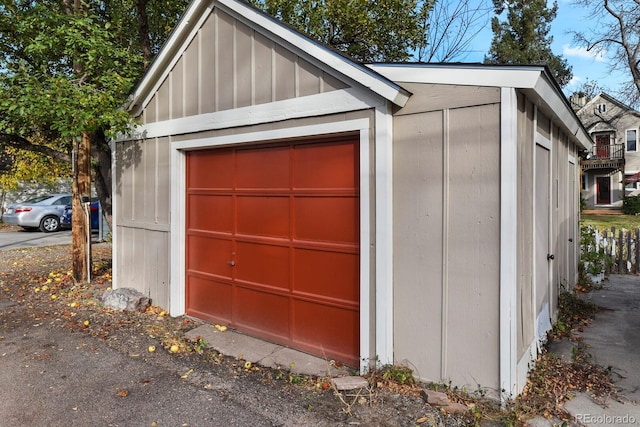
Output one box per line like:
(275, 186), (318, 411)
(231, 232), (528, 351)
(236, 146), (290, 189)
(235, 241), (289, 289)
(293, 248), (359, 303)
(294, 197), (359, 244)
(234, 287), (290, 339)
(293, 300), (359, 365)
(187, 276), (232, 321)
(188, 195), (233, 232)
(186, 137), (359, 366)
(188, 150), (234, 189)
(236, 196), (289, 237)
(293, 141), (358, 189)
(188, 235), (233, 278)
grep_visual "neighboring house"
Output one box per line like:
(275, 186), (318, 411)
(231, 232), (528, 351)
(576, 92), (640, 209)
(113, 0), (591, 399)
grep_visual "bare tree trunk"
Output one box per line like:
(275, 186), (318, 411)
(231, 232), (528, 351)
(72, 132), (91, 282)
(135, 0), (152, 68)
(92, 131), (112, 229)
(0, 188), (5, 221)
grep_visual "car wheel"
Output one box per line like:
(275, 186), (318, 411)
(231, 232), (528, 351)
(40, 215), (60, 233)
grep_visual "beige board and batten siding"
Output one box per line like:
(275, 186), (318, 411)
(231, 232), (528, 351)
(393, 83), (501, 389)
(514, 94), (580, 383)
(516, 94), (535, 359)
(141, 7), (346, 126)
(115, 136), (171, 307)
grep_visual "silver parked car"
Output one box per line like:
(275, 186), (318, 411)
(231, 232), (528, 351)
(2, 194), (72, 232)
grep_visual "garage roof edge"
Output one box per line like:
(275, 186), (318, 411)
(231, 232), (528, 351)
(368, 63), (592, 151)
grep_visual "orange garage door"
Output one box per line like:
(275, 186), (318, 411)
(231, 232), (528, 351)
(185, 137), (360, 366)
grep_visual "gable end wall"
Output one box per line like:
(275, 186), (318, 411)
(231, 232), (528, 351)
(142, 7), (347, 125)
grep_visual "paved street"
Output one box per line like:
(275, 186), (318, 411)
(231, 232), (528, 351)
(0, 229), (72, 251)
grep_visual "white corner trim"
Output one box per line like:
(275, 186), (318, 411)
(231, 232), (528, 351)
(169, 147), (187, 316)
(375, 104), (394, 366)
(359, 126), (371, 375)
(167, 118), (375, 370)
(121, 88), (382, 142)
(499, 87), (518, 401)
(111, 140), (119, 290)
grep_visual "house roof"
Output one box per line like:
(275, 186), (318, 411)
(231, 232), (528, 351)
(368, 63), (593, 151)
(125, 0), (412, 117)
(577, 92), (640, 118)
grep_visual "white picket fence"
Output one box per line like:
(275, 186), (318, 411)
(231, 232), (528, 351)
(591, 227), (640, 274)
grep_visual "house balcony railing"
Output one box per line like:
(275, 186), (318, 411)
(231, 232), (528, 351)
(581, 143), (625, 171)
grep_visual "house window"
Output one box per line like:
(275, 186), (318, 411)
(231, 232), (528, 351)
(626, 173), (639, 190)
(626, 129), (637, 152)
(582, 173), (588, 191)
(597, 104), (607, 113)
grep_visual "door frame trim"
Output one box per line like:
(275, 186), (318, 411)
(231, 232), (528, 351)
(169, 117), (378, 371)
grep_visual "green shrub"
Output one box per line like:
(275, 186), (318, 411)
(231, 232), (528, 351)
(622, 195), (640, 215)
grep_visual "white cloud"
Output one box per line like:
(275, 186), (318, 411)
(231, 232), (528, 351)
(566, 75), (582, 88)
(563, 44), (606, 62)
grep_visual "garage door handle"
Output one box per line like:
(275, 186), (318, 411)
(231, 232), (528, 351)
(547, 254), (554, 260)
(227, 260), (235, 266)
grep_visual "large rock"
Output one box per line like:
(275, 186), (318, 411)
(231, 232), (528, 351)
(420, 389), (450, 406)
(101, 288), (150, 312)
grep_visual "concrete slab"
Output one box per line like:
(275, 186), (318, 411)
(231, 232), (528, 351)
(576, 275), (640, 404)
(332, 376), (369, 391)
(564, 393), (640, 426)
(185, 324), (351, 378)
(524, 416), (557, 427)
(543, 274), (640, 426)
(186, 324), (280, 361)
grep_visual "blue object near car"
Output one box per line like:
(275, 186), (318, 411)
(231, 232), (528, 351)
(60, 201), (100, 230)
(2, 194), (72, 232)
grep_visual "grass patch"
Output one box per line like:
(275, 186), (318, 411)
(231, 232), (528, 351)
(581, 214), (640, 232)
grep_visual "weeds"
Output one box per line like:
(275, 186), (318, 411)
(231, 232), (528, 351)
(551, 290), (600, 340)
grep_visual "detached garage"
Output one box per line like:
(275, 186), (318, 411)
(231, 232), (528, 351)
(113, 0), (592, 398)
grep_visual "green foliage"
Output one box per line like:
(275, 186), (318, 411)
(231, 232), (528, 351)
(580, 224), (613, 275)
(553, 289), (599, 339)
(622, 195), (640, 215)
(374, 364), (416, 386)
(0, 3), (142, 140)
(0, 0), (189, 192)
(485, 0), (572, 87)
(0, 143), (71, 191)
(249, 0), (433, 62)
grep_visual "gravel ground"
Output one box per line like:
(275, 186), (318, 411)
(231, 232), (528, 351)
(0, 242), (475, 426)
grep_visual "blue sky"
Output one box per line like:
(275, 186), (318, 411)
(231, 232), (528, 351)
(461, 0), (627, 96)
